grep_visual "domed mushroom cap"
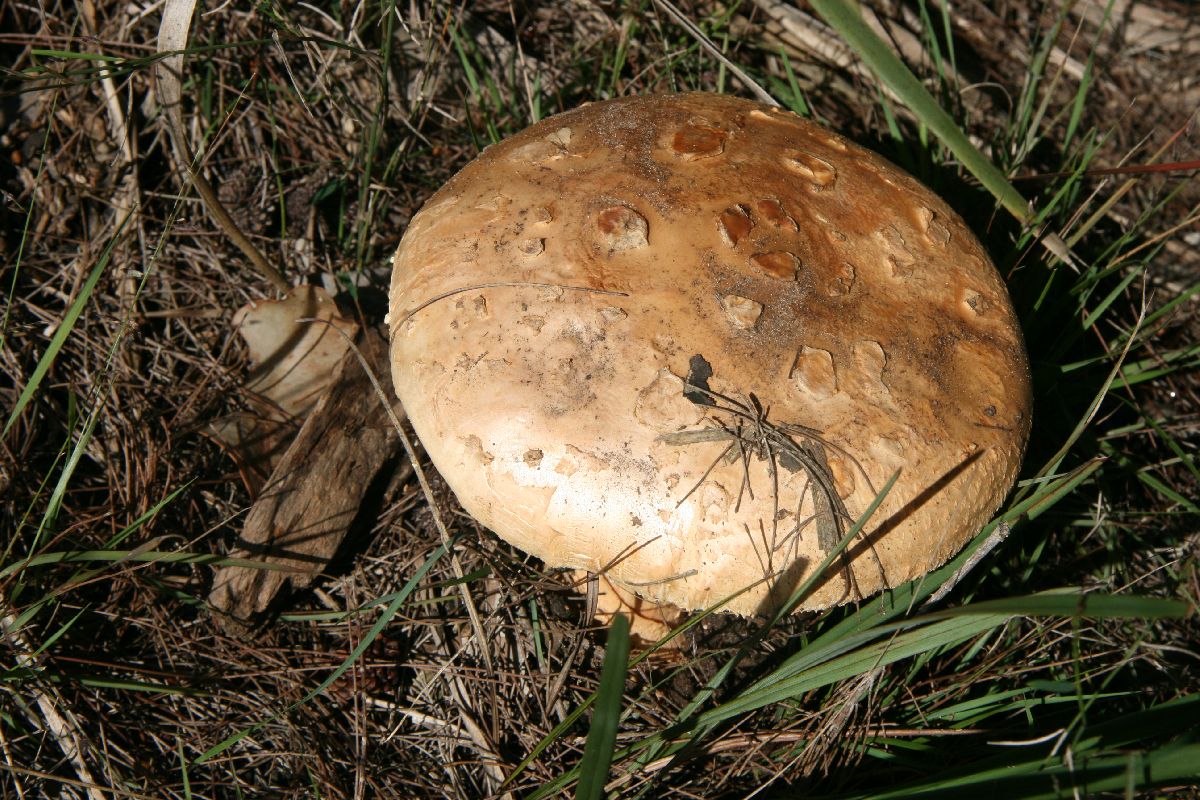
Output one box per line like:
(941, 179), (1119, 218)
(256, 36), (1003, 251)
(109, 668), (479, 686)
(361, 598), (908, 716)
(388, 92), (1031, 615)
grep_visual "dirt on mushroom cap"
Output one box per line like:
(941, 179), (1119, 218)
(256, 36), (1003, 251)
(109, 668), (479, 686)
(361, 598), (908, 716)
(388, 92), (1031, 616)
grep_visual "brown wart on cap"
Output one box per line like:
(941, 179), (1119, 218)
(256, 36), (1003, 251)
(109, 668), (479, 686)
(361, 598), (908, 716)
(387, 92), (1031, 624)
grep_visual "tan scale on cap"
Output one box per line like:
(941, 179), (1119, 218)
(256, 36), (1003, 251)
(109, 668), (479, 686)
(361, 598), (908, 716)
(388, 92), (1031, 616)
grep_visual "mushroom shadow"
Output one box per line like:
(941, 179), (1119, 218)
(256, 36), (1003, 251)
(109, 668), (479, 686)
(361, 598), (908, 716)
(754, 556), (812, 618)
(801, 448), (987, 605)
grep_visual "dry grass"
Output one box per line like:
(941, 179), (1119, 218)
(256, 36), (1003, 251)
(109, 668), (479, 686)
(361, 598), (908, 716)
(2, 1), (1198, 798)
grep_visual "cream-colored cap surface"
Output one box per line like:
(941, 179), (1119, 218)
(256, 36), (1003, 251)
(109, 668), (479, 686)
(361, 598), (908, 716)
(388, 92), (1031, 615)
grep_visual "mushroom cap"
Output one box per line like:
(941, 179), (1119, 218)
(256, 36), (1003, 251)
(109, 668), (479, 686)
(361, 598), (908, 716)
(388, 92), (1031, 615)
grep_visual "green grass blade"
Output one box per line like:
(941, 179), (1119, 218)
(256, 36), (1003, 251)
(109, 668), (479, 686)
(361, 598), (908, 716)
(629, 591), (1184, 771)
(937, 590), (1189, 620)
(1009, 458), (1103, 520)
(520, 457), (1112, 796)
(178, 740), (192, 800)
(1136, 412), (1200, 486)
(31, 607), (86, 657)
(35, 401), (102, 543)
(521, 473), (906, 799)
(100, 482), (193, 549)
(808, 0), (1031, 223)
(576, 613), (631, 800)
(1, 86), (58, 349)
(1024, 307), (1141, 488)
(739, 589), (1184, 704)
(708, 615), (1007, 724)
(30, 49), (122, 62)
(74, 676), (203, 695)
(1135, 472), (1200, 514)
(516, 694), (598, 796)
(850, 696), (1200, 799)
(0, 549), (299, 580)
(4, 210), (133, 438)
(857, 742), (1200, 799)
(637, 471), (903, 763)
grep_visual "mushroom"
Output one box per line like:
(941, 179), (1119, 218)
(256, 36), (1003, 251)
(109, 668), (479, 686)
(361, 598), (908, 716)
(387, 92), (1030, 625)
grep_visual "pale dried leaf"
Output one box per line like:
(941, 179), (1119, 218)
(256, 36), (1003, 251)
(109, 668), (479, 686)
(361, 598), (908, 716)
(236, 285), (357, 419)
(208, 285), (357, 491)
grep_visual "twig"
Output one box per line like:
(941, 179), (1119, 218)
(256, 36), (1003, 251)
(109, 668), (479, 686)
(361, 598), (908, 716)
(659, 388), (855, 554)
(368, 695), (512, 797)
(0, 722), (26, 800)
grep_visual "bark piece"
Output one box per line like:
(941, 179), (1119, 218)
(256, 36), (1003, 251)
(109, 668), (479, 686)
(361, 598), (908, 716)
(209, 327), (405, 624)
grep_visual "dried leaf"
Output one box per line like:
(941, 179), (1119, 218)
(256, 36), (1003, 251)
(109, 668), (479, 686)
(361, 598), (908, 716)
(236, 285), (357, 419)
